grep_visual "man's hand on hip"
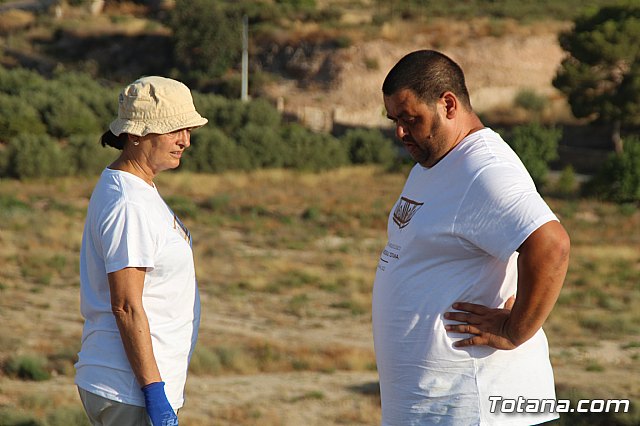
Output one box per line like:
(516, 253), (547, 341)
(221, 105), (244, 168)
(444, 296), (517, 350)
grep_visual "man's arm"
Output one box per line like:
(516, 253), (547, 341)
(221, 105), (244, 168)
(444, 220), (570, 349)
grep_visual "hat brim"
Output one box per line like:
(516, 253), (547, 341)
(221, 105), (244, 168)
(110, 111), (208, 137)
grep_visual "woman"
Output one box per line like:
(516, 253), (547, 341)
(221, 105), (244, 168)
(75, 76), (207, 426)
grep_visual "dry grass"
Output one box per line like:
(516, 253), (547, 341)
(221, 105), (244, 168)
(0, 167), (638, 425)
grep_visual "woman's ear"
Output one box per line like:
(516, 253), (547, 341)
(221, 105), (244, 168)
(128, 134), (140, 146)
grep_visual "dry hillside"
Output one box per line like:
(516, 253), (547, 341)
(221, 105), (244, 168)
(261, 18), (572, 131)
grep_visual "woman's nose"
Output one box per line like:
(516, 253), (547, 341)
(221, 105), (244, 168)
(179, 129), (191, 147)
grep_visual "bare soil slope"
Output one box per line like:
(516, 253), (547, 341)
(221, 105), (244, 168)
(263, 19), (571, 130)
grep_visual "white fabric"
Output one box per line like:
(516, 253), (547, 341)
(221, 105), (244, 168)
(372, 128), (559, 426)
(75, 168), (200, 410)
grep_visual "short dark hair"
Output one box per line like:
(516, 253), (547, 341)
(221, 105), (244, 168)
(382, 50), (472, 111)
(100, 130), (128, 150)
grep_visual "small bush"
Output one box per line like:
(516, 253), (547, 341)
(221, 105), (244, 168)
(0, 65), (46, 96)
(170, 0), (241, 80)
(235, 123), (289, 168)
(43, 94), (102, 138)
(187, 128), (252, 172)
(67, 134), (117, 175)
(189, 345), (222, 375)
(194, 95), (246, 135)
(586, 137), (640, 203)
(243, 98), (282, 128)
(5, 134), (71, 179)
(0, 408), (41, 426)
(0, 94), (47, 141)
(4, 355), (51, 381)
(283, 124), (349, 171)
(514, 89), (548, 114)
(341, 128), (397, 167)
(0, 194), (30, 218)
(46, 406), (91, 426)
(51, 72), (117, 128)
(164, 195), (200, 219)
(506, 123), (561, 189)
(364, 57), (379, 70)
(554, 165), (579, 198)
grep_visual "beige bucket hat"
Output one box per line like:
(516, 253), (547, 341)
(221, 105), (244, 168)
(109, 76), (208, 137)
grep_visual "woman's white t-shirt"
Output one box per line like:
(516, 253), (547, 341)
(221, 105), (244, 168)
(373, 128), (559, 425)
(75, 168), (200, 409)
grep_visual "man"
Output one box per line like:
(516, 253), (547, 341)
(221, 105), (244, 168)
(372, 50), (570, 425)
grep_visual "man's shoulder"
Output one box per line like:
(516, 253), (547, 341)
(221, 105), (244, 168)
(458, 129), (525, 176)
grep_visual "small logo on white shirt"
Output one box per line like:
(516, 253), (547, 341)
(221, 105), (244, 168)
(173, 214), (192, 247)
(393, 197), (424, 229)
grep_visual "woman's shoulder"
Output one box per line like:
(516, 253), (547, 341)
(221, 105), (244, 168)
(90, 169), (158, 212)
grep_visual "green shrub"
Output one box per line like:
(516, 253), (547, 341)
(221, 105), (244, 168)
(0, 65), (46, 96)
(193, 94), (246, 135)
(46, 407), (91, 426)
(189, 345), (223, 375)
(514, 89), (548, 113)
(66, 134), (117, 175)
(282, 124), (349, 171)
(235, 123), (289, 168)
(554, 165), (579, 198)
(586, 137), (640, 203)
(42, 93), (102, 138)
(341, 128), (397, 166)
(170, 0), (241, 80)
(0, 94), (47, 141)
(0, 408), (41, 426)
(164, 195), (200, 219)
(4, 355), (50, 381)
(0, 194), (30, 217)
(243, 98), (282, 128)
(51, 72), (117, 128)
(6, 134), (71, 179)
(183, 127), (251, 172)
(506, 123), (561, 189)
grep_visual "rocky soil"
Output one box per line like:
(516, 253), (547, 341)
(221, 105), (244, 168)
(260, 19), (572, 131)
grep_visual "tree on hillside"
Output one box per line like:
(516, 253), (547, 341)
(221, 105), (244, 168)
(553, 4), (640, 153)
(506, 123), (561, 190)
(169, 0), (241, 82)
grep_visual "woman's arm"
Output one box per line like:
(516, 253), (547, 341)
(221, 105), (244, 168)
(108, 267), (161, 387)
(109, 267), (178, 425)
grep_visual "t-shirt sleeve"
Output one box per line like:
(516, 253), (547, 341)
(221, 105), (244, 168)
(99, 200), (157, 273)
(453, 164), (558, 262)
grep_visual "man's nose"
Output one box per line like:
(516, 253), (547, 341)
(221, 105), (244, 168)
(396, 123), (408, 140)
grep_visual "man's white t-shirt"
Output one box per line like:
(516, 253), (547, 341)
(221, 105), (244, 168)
(373, 128), (559, 425)
(75, 168), (200, 409)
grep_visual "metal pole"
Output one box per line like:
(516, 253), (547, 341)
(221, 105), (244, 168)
(241, 14), (249, 102)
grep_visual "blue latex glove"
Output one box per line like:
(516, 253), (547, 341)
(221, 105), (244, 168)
(141, 381), (178, 426)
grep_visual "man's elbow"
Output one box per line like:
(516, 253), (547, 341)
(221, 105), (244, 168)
(552, 224), (571, 268)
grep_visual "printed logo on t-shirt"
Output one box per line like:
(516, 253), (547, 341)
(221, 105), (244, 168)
(393, 197), (424, 229)
(173, 214), (192, 247)
(378, 242), (402, 271)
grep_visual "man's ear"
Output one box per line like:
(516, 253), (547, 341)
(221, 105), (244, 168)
(441, 92), (457, 119)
